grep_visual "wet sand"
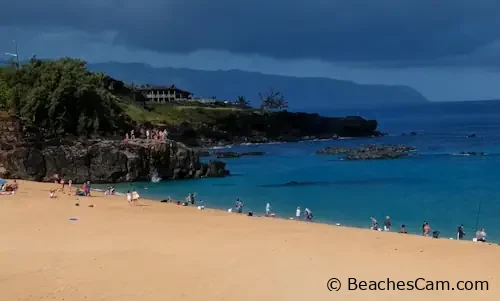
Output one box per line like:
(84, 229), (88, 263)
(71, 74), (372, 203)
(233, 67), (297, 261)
(0, 180), (498, 301)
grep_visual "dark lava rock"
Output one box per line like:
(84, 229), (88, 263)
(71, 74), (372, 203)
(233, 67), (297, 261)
(317, 144), (416, 160)
(1, 139), (229, 183)
(316, 147), (353, 155)
(215, 151), (265, 158)
(402, 132), (418, 136)
(459, 151), (485, 156)
(194, 149), (211, 157)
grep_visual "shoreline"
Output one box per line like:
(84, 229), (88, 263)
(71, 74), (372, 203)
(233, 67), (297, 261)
(2, 180), (499, 301)
(106, 185), (495, 245)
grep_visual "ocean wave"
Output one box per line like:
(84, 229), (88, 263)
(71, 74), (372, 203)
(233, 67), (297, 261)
(415, 152), (499, 158)
(208, 145), (233, 149)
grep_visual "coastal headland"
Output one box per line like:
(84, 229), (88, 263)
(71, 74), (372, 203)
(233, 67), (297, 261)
(0, 58), (380, 182)
(0, 181), (498, 301)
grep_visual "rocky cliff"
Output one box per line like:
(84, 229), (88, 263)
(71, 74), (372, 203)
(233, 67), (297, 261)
(0, 114), (228, 183)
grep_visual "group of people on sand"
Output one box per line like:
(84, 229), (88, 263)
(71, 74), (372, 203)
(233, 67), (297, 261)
(50, 175), (94, 198)
(227, 200), (314, 221)
(370, 216), (488, 242)
(126, 190), (141, 205)
(0, 179), (18, 195)
(125, 128), (169, 142)
(295, 206), (313, 221)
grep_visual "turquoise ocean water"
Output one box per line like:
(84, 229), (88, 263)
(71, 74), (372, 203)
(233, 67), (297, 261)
(112, 100), (500, 241)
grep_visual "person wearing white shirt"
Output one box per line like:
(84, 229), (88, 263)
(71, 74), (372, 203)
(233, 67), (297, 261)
(265, 202), (272, 216)
(295, 206), (301, 220)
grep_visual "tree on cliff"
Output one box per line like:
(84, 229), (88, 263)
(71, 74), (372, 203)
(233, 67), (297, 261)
(258, 89), (288, 111)
(235, 95), (250, 108)
(0, 58), (130, 138)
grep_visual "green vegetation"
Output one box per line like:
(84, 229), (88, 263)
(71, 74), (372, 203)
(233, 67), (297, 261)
(259, 89), (289, 111)
(0, 57), (270, 138)
(0, 57), (130, 137)
(0, 57), (367, 147)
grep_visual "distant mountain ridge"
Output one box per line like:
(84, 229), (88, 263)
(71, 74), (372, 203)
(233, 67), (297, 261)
(88, 62), (426, 108)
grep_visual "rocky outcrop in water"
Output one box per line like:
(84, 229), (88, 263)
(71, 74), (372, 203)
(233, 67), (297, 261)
(215, 151), (265, 158)
(458, 151), (485, 156)
(316, 145), (416, 160)
(194, 150), (266, 158)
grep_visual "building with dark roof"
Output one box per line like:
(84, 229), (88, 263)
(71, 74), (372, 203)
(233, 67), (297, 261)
(136, 85), (193, 103)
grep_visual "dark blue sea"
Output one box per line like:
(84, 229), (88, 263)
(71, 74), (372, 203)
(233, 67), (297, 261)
(113, 100), (500, 241)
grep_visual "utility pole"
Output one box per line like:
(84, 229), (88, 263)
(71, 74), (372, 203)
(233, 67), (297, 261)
(475, 199), (482, 231)
(14, 40), (19, 69)
(4, 40), (19, 69)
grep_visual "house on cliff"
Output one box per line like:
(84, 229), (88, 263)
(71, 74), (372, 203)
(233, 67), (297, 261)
(136, 84), (193, 103)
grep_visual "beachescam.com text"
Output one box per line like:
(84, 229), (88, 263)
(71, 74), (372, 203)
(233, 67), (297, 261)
(327, 277), (489, 291)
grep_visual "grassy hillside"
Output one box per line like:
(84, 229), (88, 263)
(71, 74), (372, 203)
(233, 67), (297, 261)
(0, 58), (378, 146)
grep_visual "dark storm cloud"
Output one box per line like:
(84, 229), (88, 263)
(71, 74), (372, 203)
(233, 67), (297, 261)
(1, 0), (500, 66)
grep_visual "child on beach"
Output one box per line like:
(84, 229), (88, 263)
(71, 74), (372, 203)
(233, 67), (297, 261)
(49, 189), (56, 198)
(60, 178), (65, 191)
(295, 206), (301, 220)
(399, 224), (408, 234)
(132, 190), (140, 204)
(126, 190), (132, 204)
(423, 222), (431, 236)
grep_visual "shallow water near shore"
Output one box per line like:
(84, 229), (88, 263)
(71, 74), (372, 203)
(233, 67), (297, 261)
(113, 101), (500, 241)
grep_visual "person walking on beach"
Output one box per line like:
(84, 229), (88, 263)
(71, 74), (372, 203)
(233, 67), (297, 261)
(265, 202), (272, 216)
(235, 199), (244, 213)
(126, 190), (132, 204)
(422, 221), (427, 235)
(457, 224), (466, 240)
(423, 222), (431, 236)
(295, 206), (301, 220)
(384, 216), (392, 231)
(85, 181), (91, 196)
(68, 179), (72, 193)
(60, 178), (65, 191)
(476, 228), (487, 242)
(305, 208), (313, 221)
(370, 216), (378, 230)
(132, 190), (140, 205)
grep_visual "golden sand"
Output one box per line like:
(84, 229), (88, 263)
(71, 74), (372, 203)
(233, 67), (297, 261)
(0, 180), (498, 301)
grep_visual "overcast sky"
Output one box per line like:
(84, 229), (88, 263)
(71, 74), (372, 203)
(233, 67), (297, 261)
(1, 0), (500, 101)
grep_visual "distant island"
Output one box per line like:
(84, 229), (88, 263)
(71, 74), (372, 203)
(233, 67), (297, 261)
(88, 62), (429, 108)
(0, 57), (381, 183)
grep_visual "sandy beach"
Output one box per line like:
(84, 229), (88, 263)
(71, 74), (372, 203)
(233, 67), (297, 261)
(0, 181), (498, 301)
